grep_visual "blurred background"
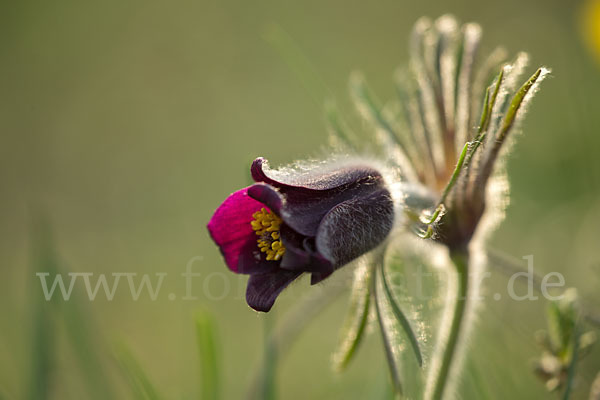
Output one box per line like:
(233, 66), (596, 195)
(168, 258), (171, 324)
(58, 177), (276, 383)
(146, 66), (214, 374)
(1, 0), (599, 398)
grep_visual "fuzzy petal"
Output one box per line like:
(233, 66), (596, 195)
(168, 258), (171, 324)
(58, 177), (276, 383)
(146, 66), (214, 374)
(246, 270), (303, 312)
(251, 157), (384, 191)
(279, 225), (333, 274)
(246, 183), (283, 215)
(315, 188), (394, 268)
(207, 187), (264, 273)
(310, 270), (334, 285)
(250, 160), (388, 237)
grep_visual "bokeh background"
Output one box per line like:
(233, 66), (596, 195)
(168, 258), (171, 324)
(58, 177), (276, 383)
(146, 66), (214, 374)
(1, 0), (600, 399)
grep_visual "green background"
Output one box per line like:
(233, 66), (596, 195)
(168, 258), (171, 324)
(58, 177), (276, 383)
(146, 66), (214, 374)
(1, 0), (599, 398)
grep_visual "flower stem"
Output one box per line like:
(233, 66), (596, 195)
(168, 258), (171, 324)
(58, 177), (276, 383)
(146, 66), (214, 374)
(431, 250), (469, 400)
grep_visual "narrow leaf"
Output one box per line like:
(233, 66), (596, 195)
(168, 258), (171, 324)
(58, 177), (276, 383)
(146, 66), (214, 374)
(260, 314), (277, 400)
(454, 23), (482, 153)
(477, 66), (549, 188)
(27, 219), (57, 400)
(380, 263), (423, 367)
(498, 67), (547, 141)
(62, 299), (116, 400)
(477, 87), (491, 134)
(332, 262), (372, 371)
(487, 68), (504, 124)
(115, 343), (163, 400)
(373, 263), (403, 396)
(30, 219), (116, 400)
(27, 282), (54, 400)
(196, 310), (220, 400)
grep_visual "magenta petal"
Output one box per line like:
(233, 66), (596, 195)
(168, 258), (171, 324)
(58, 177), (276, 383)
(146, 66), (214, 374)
(207, 187), (265, 273)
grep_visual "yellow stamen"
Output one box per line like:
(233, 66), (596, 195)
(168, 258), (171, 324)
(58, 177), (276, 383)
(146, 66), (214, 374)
(250, 208), (286, 261)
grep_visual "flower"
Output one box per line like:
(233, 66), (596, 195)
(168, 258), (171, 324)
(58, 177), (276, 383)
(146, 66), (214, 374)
(580, 0), (600, 65)
(207, 157), (394, 312)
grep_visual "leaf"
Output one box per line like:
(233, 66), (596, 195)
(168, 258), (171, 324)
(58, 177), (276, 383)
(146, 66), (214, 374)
(462, 358), (493, 400)
(115, 343), (163, 400)
(28, 217), (114, 400)
(380, 263), (423, 367)
(62, 299), (116, 400)
(373, 270), (404, 397)
(478, 67), (504, 135)
(27, 218), (115, 400)
(380, 237), (448, 399)
(498, 67), (549, 141)
(260, 314), (277, 400)
(476, 65), (550, 187)
(27, 276), (54, 400)
(332, 262), (373, 371)
(196, 310), (220, 400)
(26, 219), (57, 400)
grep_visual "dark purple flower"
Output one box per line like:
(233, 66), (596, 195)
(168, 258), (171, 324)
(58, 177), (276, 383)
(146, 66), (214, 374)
(207, 157), (394, 312)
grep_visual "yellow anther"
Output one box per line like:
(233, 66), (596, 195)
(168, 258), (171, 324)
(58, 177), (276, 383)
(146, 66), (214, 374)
(250, 208), (286, 262)
(251, 221), (262, 230)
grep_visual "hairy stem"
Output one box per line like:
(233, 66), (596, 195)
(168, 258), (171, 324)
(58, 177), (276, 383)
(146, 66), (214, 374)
(562, 324), (580, 400)
(431, 250), (469, 400)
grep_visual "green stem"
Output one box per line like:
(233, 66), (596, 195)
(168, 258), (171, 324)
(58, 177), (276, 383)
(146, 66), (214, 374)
(562, 324), (580, 400)
(438, 142), (469, 207)
(431, 250), (469, 400)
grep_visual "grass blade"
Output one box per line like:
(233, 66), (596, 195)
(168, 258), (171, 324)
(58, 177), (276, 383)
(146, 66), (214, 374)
(261, 314), (277, 400)
(27, 275), (54, 400)
(27, 219), (58, 400)
(196, 310), (220, 400)
(28, 218), (116, 400)
(115, 343), (162, 400)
